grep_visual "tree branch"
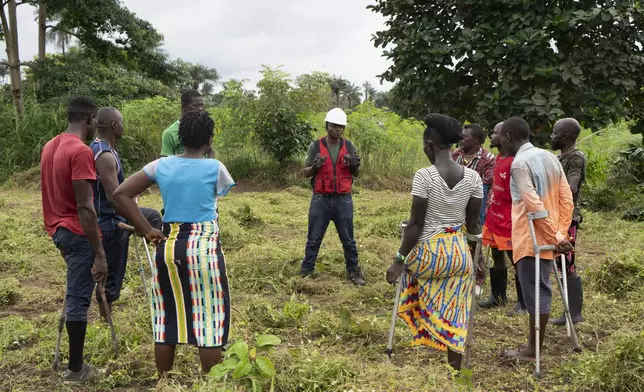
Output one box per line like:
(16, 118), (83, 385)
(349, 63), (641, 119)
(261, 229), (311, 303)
(45, 25), (82, 40)
(0, 60), (34, 68)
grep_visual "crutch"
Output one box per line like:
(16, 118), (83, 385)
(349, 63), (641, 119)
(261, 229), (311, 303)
(385, 220), (408, 359)
(97, 282), (118, 357)
(118, 222), (149, 300)
(527, 211), (552, 379)
(52, 296), (67, 370)
(551, 254), (581, 352)
(464, 234), (483, 369)
(118, 223), (155, 279)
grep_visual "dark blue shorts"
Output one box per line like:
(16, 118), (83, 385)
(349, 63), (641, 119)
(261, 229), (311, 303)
(96, 227), (129, 304)
(53, 227), (95, 322)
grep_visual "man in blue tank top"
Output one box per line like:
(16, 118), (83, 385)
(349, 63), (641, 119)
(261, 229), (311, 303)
(90, 108), (161, 318)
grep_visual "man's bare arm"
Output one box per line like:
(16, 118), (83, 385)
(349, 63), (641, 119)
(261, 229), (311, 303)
(72, 180), (105, 257)
(96, 153), (120, 209)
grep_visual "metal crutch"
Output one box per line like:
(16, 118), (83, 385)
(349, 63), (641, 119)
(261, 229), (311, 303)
(386, 220), (408, 359)
(464, 234), (483, 369)
(118, 223), (155, 283)
(527, 210), (553, 379)
(551, 255), (581, 352)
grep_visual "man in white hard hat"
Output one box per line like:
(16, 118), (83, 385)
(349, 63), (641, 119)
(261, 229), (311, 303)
(301, 108), (366, 286)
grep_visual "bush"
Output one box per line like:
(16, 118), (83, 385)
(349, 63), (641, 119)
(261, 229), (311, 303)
(563, 330), (644, 392)
(0, 277), (21, 307)
(589, 250), (644, 298)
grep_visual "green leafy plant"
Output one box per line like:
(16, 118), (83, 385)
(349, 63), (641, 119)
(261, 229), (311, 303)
(369, 1), (644, 134)
(208, 334), (281, 391)
(0, 277), (21, 307)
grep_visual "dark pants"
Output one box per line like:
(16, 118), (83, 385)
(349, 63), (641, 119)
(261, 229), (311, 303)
(517, 256), (553, 315)
(140, 207), (162, 230)
(53, 227), (95, 322)
(96, 227), (130, 304)
(302, 194), (359, 273)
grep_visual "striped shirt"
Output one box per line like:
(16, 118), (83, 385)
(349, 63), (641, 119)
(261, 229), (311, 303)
(411, 166), (484, 241)
(510, 143), (574, 262)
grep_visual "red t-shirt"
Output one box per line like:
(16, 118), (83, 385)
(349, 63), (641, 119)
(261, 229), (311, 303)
(41, 133), (96, 237)
(484, 155), (513, 238)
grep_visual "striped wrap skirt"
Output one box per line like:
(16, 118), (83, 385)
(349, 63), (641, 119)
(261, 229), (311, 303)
(151, 220), (230, 348)
(398, 226), (473, 354)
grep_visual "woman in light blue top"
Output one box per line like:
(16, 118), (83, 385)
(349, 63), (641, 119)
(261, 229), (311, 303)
(113, 110), (235, 375)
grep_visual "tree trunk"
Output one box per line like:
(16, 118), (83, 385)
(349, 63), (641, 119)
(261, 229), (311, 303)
(1, 1), (24, 120)
(62, 40), (66, 55)
(38, 2), (46, 61)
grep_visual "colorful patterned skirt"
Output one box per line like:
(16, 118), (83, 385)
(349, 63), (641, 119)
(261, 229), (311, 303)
(397, 226), (473, 354)
(151, 220), (230, 348)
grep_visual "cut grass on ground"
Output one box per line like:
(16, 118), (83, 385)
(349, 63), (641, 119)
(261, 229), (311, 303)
(0, 186), (643, 392)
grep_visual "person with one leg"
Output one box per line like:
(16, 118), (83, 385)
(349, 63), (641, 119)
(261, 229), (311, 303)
(386, 114), (483, 372)
(301, 108), (366, 286)
(89, 108), (162, 319)
(550, 118), (586, 325)
(479, 122), (526, 315)
(113, 110), (234, 375)
(41, 97), (108, 382)
(500, 117), (574, 362)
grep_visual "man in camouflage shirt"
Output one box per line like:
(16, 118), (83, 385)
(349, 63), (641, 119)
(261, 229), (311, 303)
(550, 118), (587, 325)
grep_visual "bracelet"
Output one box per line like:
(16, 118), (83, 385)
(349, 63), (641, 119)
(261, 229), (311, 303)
(396, 251), (406, 262)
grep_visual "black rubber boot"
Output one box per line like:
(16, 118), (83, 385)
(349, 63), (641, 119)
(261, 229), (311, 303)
(551, 276), (584, 325)
(479, 268), (507, 308)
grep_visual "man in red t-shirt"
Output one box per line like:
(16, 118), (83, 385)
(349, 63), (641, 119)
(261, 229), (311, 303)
(479, 122), (526, 315)
(41, 96), (106, 382)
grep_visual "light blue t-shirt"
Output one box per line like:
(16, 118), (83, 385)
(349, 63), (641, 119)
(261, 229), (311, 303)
(143, 156), (235, 223)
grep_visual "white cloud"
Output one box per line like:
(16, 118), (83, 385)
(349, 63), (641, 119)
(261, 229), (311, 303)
(9, 0), (393, 91)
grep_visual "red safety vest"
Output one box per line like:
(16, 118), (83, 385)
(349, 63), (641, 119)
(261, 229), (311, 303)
(313, 138), (353, 194)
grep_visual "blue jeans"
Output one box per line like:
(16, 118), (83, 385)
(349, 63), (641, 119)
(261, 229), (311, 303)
(96, 227), (129, 304)
(53, 227), (95, 322)
(302, 194), (360, 273)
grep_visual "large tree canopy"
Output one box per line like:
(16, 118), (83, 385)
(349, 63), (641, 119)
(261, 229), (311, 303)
(369, 0), (644, 135)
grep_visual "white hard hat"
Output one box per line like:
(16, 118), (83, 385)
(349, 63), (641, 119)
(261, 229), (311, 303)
(324, 108), (347, 126)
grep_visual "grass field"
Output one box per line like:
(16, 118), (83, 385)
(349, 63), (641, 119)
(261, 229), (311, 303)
(0, 183), (643, 392)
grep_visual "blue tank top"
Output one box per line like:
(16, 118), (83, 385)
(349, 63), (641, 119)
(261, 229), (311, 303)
(89, 138), (125, 231)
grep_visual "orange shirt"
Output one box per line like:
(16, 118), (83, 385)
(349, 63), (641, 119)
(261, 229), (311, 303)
(509, 143), (574, 262)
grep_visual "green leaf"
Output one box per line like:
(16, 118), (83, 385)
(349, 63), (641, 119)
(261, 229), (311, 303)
(209, 363), (229, 381)
(256, 356), (276, 377)
(229, 341), (249, 359)
(222, 357), (240, 370)
(252, 378), (262, 392)
(256, 334), (282, 347)
(232, 357), (252, 379)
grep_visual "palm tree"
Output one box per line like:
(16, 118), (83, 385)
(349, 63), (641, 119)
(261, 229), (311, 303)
(362, 81), (377, 102)
(188, 64), (219, 91)
(202, 81), (214, 98)
(343, 82), (362, 108)
(328, 75), (349, 108)
(46, 27), (74, 55)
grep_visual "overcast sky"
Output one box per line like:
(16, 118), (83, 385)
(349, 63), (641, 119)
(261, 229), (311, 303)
(12, 0), (393, 91)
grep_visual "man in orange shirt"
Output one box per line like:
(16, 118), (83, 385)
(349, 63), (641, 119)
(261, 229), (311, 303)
(499, 117), (574, 362)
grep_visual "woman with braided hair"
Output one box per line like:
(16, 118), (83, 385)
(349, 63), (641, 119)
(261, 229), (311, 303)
(113, 110), (235, 374)
(386, 114), (483, 371)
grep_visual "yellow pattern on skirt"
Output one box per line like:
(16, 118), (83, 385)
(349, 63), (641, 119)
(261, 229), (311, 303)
(397, 226), (473, 354)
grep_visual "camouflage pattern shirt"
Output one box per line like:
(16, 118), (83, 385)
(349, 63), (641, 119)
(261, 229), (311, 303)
(558, 149), (587, 223)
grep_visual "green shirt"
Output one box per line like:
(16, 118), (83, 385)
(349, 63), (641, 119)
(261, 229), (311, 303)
(160, 120), (182, 156)
(304, 139), (357, 167)
(160, 120), (214, 158)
